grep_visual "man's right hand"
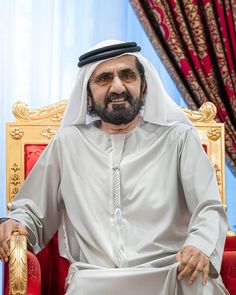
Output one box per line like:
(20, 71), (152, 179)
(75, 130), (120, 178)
(0, 219), (28, 262)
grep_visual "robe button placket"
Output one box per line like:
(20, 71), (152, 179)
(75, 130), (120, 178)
(112, 166), (128, 267)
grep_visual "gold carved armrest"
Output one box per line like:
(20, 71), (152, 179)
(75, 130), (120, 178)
(9, 232), (27, 295)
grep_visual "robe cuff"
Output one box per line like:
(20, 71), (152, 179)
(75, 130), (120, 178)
(0, 218), (9, 223)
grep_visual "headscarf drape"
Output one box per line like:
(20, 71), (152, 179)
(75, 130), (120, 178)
(61, 40), (193, 128)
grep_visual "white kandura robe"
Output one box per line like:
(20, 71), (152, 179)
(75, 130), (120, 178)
(9, 120), (229, 294)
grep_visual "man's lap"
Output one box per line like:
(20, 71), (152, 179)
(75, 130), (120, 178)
(65, 263), (229, 295)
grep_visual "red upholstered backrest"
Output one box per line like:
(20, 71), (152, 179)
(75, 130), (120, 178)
(202, 144), (207, 153)
(24, 144), (48, 177)
(24, 144), (69, 295)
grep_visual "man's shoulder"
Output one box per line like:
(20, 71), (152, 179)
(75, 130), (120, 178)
(139, 122), (195, 152)
(144, 121), (193, 138)
(56, 123), (99, 142)
(169, 122), (193, 134)
(57, 124), (89, 136)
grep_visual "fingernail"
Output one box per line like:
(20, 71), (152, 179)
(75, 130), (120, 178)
(178, 275), (182, 280)
(203, 281), (206, 287)
(5, 257), (8, 262)
(189, 280), (193, 285)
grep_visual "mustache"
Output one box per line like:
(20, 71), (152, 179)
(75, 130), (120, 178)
(104, 91), (133, 106)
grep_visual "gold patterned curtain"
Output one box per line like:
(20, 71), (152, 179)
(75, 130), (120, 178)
(129, 0), (236, 175)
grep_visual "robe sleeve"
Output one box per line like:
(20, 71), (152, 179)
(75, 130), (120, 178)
(179, 127), (228, 278)
(7, 133), (63, 254)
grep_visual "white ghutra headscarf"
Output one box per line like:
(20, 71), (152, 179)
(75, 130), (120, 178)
(61, 39), (193, 128)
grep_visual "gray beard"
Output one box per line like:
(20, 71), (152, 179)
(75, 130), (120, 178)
(88, 92), (144, 125)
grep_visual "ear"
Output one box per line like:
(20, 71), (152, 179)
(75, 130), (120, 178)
(87, 95), (92, 106)
(141, 79), (147, 95)
(87, 94), (93, 113)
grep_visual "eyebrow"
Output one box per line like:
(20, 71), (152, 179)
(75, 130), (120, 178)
(96, 72), (113, 78)
(94, 68), (137, 78)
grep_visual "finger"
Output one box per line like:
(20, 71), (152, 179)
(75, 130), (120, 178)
(178, 256), (198, 279)
(17, 223), (28, 235)
(178, 257), (190, 275)
(202, 263), (210, 286)
(177, 261), (186, 274)
(0, 247), (8, 262)
(176, 251), (183, 274)
(1, 221), (23, 259)
(1, 240), (10, 257)
(177, 247), (197, 278)
(179, 247), (194, 264)
(3, 220), (19, 238)
(188, 262), (205, 285)
(0, 224), (4, 242)
(3, 222), (14, 254)
(177, 249), (191, 274)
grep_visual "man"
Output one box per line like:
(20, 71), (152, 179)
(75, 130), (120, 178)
(0, 40), (229, 294)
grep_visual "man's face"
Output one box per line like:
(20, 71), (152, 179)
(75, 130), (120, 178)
(87, 55), (146, 125)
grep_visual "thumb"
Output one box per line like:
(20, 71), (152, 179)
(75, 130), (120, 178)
(16, 223), (28, 236)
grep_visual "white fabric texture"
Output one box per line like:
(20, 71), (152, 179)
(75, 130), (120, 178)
(65, 264), (227, 295)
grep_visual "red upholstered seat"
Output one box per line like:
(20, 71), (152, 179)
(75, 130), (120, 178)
(36, 234), (69, 295)
(4, 251), (41, 295)
(221, 236), (236, 295)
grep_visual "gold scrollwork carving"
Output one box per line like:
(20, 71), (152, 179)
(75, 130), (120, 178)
(10, 164), (20, 200)
(10, 127), (24, 140)
(12, 100), (67, 122)
(40, 126), (57, 139)
(207, 127), (221, 141)
(10, 187), (19, 198)
(11, 163), (20, 172)
(182, 102), (217, 123)
(214, 164), (222, 196)
(10, 173), (20, 186)
(9, 233), (27, 295)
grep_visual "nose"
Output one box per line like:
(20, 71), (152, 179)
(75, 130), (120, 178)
(109, 75), (126, 94)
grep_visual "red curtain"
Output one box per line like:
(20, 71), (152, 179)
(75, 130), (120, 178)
(129, 0), (236, 175)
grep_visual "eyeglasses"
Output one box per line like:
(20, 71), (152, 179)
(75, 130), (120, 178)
(89, 68), (140, 87)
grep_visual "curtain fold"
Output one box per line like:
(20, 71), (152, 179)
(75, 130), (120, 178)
(129, 0), (236, 175)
